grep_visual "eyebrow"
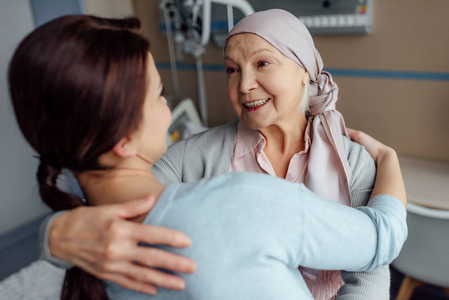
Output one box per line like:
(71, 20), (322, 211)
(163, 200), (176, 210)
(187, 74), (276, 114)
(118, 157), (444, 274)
(224, 48), (276, 61)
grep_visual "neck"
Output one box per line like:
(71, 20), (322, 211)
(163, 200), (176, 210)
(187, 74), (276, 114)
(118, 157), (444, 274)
(258, 114), (308, 178)
(76, 156), (166, 222)
(259, 114), (308, 155)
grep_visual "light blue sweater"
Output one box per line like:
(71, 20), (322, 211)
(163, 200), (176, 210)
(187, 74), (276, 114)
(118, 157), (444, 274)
(106, 172), (407, 300)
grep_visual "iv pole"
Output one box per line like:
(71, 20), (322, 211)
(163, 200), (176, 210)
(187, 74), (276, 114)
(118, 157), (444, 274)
(160, 1), (180, 101)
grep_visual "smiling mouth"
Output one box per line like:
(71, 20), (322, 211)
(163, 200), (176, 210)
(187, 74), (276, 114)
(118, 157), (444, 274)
(243, 98), (270, 109)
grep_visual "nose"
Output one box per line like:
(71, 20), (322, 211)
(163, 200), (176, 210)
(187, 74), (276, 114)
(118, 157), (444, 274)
(239, 70), (258, 94)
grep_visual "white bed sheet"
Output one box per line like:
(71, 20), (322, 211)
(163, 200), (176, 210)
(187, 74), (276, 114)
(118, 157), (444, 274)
(0, 260), (64, 300)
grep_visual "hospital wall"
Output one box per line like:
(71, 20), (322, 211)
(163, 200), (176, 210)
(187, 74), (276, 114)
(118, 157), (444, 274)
(135, 0), (449, 162)
(0, 0), (50, 236)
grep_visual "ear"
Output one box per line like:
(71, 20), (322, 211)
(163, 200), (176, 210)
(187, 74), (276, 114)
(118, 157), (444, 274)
(112, 135), (138, 158)
(302, 71), (310, 85)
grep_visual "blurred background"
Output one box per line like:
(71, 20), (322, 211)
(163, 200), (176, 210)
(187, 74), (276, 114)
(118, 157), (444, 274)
(0, 1), (448, 299)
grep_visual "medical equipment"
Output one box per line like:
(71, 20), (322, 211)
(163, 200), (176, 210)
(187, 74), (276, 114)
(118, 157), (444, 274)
(159, 0), (254, 126)
(279, 0), (374, 35)
(248, 0), (374, 35)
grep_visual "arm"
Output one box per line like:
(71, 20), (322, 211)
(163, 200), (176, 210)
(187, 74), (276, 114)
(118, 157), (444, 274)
(339, 130), (406, 298)
(153, 137), (187, 183)
(153, 140), (186, 184)
(337, 137), (390, 300)
(41, 196), (195, 295)
(299, 130), (407, 270)
(297, 190), (406, 271)
(347, 128), (406, 207)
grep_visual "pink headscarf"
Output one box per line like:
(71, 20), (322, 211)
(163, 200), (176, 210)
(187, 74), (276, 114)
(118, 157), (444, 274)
(227, 9), (352, 299)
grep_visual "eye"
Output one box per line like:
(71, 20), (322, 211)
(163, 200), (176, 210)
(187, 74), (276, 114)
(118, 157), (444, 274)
(258, 61), (270, 67)
(225, 67), (238, 74)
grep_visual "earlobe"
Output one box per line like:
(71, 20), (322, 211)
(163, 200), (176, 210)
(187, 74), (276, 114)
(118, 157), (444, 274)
(302, 72), (310, 85)
(112, 136), (138, 158)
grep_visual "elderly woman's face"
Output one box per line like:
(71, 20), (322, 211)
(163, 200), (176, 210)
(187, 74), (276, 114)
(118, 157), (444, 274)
(224, 33), (309, 130)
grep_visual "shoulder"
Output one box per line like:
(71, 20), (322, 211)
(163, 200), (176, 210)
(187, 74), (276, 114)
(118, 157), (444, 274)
(183, 121), (237, 144)
(174, 121), (237, 156)
(159, 122), (238, 181)
(342, 135), (376, 177)
(342, 135), (377, 201)
(165, 121), (237, 158)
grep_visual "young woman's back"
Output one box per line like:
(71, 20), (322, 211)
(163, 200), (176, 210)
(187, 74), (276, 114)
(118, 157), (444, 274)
(105, 172), (406, 300)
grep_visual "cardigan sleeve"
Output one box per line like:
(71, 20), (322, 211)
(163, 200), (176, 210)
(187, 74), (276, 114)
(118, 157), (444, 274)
(337, 137), (391, 300)
(154, 121), (237, 184)
(153, 138), (187, 184)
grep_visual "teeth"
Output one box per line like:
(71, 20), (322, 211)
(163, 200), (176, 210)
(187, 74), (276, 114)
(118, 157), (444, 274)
(243, 98), (269, 108)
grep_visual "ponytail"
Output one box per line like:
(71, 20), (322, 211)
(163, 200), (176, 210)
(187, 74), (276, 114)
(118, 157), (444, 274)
(37, 160), (83, 211)
(62, 269), (109, 300)
(37, 159), (109, 300)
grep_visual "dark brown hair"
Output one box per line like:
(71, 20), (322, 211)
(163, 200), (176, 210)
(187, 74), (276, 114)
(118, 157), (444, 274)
(8, 15), (151, 300)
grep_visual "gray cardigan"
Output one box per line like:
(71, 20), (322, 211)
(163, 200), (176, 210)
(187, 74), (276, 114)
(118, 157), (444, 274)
(42, 121), (390, 299)
(153, 121), (390, 300)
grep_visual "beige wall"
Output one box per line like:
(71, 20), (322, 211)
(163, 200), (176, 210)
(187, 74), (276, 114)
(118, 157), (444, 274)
(313, 0), (449, 162)
(84, 0), (135, 18)
(134, 0), (449, 161)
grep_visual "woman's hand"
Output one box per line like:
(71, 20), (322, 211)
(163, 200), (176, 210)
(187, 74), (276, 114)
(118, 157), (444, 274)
(347, 128), (407, 207)
(347, 128), (393, 162)
(49, 196), (196, 295)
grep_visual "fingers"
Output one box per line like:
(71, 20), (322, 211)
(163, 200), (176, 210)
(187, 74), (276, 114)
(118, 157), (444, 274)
(75, 250), (189, 294)
(91, 219), (196, 272)
(347, 128), (378, 146)
(102, 273), (158, 295)
(126, 222), (192, 248)
(69, 197), (192, 249)
(86, 260), (187, 293)
(347, 128), (382, 160)
(129, 247), (196, 274)
(90, 264), (159, 295)
(346, 128), (362, 142)
(91, 220), (194, 270)
(112, 262), (186, 290)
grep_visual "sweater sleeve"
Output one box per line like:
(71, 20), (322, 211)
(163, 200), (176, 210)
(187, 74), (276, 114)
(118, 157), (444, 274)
(39, 211), (74, 269)
(296, 188), (407, 272)
(154, 121), (237, 183)
(39, 170), (82, 269)
(153, 138), (187, 184)
(337, 137), (391, 300)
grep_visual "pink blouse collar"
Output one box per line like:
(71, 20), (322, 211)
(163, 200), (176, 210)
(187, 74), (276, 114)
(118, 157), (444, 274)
(233, 120), (312, 160)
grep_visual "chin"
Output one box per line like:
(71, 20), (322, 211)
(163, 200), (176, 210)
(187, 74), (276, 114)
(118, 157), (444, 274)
(243, 119), (272, 131)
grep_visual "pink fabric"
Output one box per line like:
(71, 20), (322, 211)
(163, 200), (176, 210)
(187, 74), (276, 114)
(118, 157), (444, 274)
(230, 121), (310, 185)
(227, 9), (352, 300)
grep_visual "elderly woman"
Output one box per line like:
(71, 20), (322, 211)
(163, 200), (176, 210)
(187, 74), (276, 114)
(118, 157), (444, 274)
(43, 9), (388, 299)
